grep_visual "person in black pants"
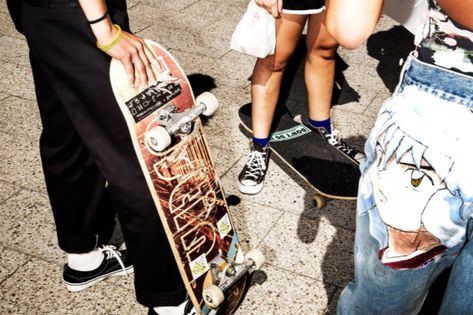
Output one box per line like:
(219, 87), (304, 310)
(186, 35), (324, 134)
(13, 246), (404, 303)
(7, 0), (193, 314)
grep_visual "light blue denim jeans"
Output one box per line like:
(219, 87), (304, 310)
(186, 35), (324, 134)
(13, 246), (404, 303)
(337, 55), (473, 314)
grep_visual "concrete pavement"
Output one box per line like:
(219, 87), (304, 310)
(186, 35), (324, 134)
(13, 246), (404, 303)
(0, 1), (412, 314)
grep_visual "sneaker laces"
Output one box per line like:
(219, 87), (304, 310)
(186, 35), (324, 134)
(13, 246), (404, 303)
(243, 150), (267, 181)
(324, 128), (355, 155)
(100, 245), (130, 276)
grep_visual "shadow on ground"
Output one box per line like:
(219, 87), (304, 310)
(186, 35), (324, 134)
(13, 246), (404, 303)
(367, 25), (415, 92)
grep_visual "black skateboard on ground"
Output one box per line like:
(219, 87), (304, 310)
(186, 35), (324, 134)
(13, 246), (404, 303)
(238, 103), (361, 208)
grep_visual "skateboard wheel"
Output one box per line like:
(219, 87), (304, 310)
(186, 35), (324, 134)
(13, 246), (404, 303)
(196, 92), (219, 116)
(245, 248), (265, 271)
(145, 126), (171, 152)
(203, 284), (224, 309)
(313, 195), (326, 209)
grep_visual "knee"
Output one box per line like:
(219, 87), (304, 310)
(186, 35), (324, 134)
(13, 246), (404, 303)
(307, 43), (337, 64)
(258, 54), (290, 72)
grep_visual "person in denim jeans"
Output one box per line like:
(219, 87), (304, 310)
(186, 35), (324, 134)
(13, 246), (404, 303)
(324, 0), (473, 313)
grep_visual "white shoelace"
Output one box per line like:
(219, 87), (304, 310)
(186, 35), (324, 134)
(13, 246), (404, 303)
(100, 245), (131, 276)
(325, 128), (354, 154)
(244, 151), (267, 180)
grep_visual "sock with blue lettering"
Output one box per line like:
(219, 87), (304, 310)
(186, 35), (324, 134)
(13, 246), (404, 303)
(252, 136), (270, 148)
(309, 117), (332, 134)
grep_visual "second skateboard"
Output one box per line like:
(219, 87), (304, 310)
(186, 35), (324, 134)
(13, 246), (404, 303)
(238, 103), (361, 208)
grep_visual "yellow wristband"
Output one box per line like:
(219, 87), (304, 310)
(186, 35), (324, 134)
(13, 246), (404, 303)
(96, 24), (123, 52)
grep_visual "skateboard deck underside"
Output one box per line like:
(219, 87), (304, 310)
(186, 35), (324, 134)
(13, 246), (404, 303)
(110, 40), (244, 315)
(238, 103), (360, 199)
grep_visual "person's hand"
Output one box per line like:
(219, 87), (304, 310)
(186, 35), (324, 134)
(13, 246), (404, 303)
(94, 22), (159, 88)
(255, 0), (283, 18)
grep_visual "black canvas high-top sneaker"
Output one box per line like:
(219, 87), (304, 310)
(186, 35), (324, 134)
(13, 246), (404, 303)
(311, 124), (365, 165)
(238, 141), (270, 195)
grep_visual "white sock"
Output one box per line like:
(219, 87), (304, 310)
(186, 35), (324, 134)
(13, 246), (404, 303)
(67, 249), (104, 272)
(153, 299), (188, 315)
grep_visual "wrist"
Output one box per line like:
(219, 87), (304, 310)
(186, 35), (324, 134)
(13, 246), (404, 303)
(91, 18), (116, 45)
(96, 24), (124, 52)
(88, 10), (109, 25)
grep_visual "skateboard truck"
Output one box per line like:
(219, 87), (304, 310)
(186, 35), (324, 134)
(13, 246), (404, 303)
(203, 249), (265, 309)
(144, 92), (219, 152)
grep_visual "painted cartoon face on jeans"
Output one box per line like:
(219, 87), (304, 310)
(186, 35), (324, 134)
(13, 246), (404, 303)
(369, 141), (448, 269)
(362, 82), (473, 270)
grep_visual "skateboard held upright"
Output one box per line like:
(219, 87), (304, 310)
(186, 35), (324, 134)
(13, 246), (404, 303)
(110, 39), (265, 315)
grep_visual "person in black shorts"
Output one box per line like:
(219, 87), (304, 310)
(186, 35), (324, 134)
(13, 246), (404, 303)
(238, 0), (365, 195)
(7, 0), (194, 314)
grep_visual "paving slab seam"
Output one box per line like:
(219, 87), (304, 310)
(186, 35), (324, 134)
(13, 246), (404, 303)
(261, 261), (339, 289)
(228, 198), (306, 216)
(2, 181), (47, 195)
(263, 262), (347, 296)
(361, 90), (387, 115)
(0, 37), (28, 65)
(243, 206), (285, 248)
(3, 246), (64, 268)
(0, 188), (23, 205)
(133, 24), (154, 37)
(299, 213), (356, 233)
(168, 46), (231, 61)
(207, 144), (245, 178)
(126, 1), (141, 10)
(182, 0), (206, 11)
(228, 197), (356, 233)
(333, 105), (372, 117)
(0, 249), (33, 286)
(1, 95), (38, 103)
(0, 65), (36, 101)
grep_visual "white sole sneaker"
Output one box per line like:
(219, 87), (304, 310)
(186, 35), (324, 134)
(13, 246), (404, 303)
(239, 182), (263, 195)
(63, 266), (134, 292)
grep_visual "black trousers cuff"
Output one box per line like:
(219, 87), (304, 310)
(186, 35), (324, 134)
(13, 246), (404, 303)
(136, 286), (187, 307)
(58, 220), (115, 254)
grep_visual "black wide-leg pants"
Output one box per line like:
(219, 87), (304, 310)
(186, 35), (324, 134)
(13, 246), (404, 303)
(19, 0), (186, 306)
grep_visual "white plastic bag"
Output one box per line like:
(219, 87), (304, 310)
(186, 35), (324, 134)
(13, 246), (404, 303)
(383, 0), (428, 35)
(230, 0), (276, 58)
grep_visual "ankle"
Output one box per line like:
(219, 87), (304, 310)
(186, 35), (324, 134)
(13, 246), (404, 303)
(67, 249), (104, 272)
(152, 297), (193, 315)
(309, 117), (332, 133)
(252, 136), (270, 148)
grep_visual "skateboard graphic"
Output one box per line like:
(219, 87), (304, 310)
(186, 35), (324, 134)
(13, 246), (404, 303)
(110, 40), (265, 315)
(238, 103), (361, 208)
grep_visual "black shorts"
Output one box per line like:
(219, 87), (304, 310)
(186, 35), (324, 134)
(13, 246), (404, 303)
(282, 0), (325, 15)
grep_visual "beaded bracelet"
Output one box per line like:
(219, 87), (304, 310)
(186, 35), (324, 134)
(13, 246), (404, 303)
(96, 24), (123, 52)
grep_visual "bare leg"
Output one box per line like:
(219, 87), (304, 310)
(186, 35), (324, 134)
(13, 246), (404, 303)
(251, 13), (307, 138)
(304, 15), (365, 164)
(305, 12), (338, 121)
